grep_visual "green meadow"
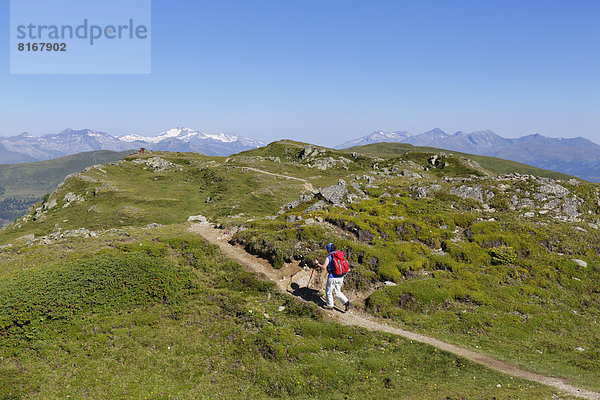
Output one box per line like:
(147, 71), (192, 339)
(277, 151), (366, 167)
(1, 141), (597, 398)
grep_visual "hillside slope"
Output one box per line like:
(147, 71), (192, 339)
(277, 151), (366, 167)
(345, 142), (573, 180)
(338, 130), (600, 182)
(1, 141), (599, 397)
(0, 142), (36, 163)
(0, 150), (132, 226)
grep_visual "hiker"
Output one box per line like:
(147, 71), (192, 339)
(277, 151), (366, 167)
(315, 243), (350, 311)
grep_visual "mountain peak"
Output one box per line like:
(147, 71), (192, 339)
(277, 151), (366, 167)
(424, 128), (447, 135)
(335, 130), (412, 149)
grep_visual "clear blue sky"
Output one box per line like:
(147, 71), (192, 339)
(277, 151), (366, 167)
(1, 0), (599, 147)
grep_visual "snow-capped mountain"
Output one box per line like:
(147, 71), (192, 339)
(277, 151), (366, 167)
(337, 129), (600, 182)
(120, 127), (263, 147)
(0, 129), (129, 161)
(337, 130), (412, 149)
(0, 127), (266, 164)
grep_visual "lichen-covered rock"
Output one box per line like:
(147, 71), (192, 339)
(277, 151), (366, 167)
(305, 200), (327, 212)
(299, 145), (324, 160)
(44, 199), (57, 210)
(319, 183), (348, 205)
(511, 197), (535, 210)
(63, 192), (85, 207)
(358, 229), (374, 243)
(363, 175), (375, 184)
(281, 194), (314, 211)
(413, 184), (442, 198)
(347, 194), (359, 203)
(350, 182), (366, 196)
(132, 157), (179, 172)
(401, 169), (422, 180)
(188, 215), (209, 224)
(307, 157), (351, 171)
(542, 198), (561, 210)
(33, 207), (43, 220)
(63, 228), (97, 238)
(572, 259), (588, 268)
(561, 197), (582, 220)
(538, 182), (569, 197)
(450, 185), (493, 202)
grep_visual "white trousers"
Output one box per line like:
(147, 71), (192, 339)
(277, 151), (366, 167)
(325, 276), (348, 308)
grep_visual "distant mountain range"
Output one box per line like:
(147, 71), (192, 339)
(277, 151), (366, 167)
(0, 127), (265, 163)
(337, 129), (600, 182)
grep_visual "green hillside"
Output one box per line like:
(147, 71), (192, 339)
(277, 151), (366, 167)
(345, 142), (573, 180)
(0, 150), (132, 225)
(0, 141), (597, 398)
(0, 225), (562, 399)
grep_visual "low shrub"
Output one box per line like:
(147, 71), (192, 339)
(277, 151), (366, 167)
(378, 263), (403, 283)
(0, 253), (194, 344)
(116, 241), (170, 257)
(490, 245), (518, 265)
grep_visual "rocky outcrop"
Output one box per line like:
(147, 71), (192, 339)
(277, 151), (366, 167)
(327, 218), (374, 244)
(318, 181), (349, 206)
(132, 157), (180, 172)
(63, 192), (85, 208)
(560, 197), (583, 221)
(43, 199), (57, 210)
(400, 169), (423, 180)
(281, 194), (314, 211)
(412, 184), (442, 198)
(299, 145), (325, 160)
(305, 200), (327, 213)
(188, 215), (210, 224)
(537, 181), (570, 197)
(450, 185), (494, 202)
(307, 157), (351, 171)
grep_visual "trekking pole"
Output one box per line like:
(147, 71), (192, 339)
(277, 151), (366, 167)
(306, 267), (315, 288)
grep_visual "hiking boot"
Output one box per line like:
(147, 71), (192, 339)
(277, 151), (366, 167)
(344, 301), (351, 312)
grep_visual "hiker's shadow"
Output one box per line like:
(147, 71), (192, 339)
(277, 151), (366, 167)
(288, 282), (326, 308)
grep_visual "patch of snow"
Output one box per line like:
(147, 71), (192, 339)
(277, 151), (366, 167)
(119, 134), (148, 142)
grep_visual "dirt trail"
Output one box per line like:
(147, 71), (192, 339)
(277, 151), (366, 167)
(190, 223), (600, 400)
(238, 166), (315, 192)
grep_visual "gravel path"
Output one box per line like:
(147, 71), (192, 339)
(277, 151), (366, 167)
(190, 223), (600, 400)
(238, 166), (315, 191)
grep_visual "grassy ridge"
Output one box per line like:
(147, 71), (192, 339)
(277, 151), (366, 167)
(0, 225), (565, 399)
(0, 150), (132, 224)
(0, 150), (133, 199)
(0, 152), (308, 243)
(345, 142), (573, 180)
